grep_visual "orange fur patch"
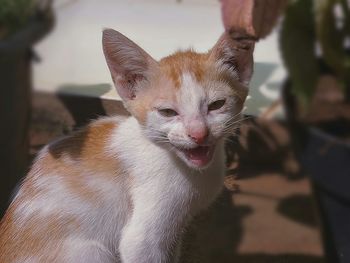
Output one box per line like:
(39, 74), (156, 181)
(160, 50), (209, 88)
(49, 120), (116, 164)
(0, 191), (79, 262)
(128, 50), (211, 123)
(46, 120), (122, 201)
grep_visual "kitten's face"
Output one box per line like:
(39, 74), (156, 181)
(141, 54), (247, 169)
(103, 29), (254, 169)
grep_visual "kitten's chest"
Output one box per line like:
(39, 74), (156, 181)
(130, 148), (225, 212)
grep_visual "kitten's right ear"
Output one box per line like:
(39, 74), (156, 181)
(209, 32), (255, 86)
(102, 29), (158, 100)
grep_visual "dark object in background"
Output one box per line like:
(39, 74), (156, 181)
(283, 82), (350, 263)
(280, 0), (350, 262)
(303, 128), (350, 263)
(0, 7), (54, 218)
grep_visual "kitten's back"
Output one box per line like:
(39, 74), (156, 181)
(0, 117), (129, 262)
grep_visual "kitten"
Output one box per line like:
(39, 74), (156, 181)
(0, 29), (253, 263)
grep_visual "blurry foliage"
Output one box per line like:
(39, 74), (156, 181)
(0, 0), (41, 40)
(280, 0), (350, 106)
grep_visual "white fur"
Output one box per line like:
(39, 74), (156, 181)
(111, 117), (225, 263)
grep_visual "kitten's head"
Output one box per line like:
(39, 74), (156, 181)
(103, 29), (254, 169)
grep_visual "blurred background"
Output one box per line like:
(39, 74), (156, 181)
(1, 0), (350, 262)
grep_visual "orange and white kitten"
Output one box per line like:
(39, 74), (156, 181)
(0, 29), (253, 263)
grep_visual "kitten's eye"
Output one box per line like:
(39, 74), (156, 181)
(208, 99), (226, 111)
(158, 108), (178, 117)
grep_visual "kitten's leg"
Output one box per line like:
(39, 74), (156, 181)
(119, 219), (182, 263)
(119, 196), (188, 263)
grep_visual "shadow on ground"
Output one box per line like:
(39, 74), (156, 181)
(180, 188), (324, 263)
(277, 194), (319, 228)
(181, 189), (252, 263)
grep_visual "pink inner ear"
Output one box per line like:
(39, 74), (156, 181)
(115, 78), (136, 100)
(114, 73), (145, 100)
(102, 29), (158, 101)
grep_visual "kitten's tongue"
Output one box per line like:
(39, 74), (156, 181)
(184, 146), (214, 167)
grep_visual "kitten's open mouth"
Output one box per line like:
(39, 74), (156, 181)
(182, 146), (215, 167)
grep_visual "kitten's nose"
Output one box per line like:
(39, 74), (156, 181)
(188, 128), (208, 145)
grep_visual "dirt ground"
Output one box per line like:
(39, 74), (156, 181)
(30, 93), (325, 263)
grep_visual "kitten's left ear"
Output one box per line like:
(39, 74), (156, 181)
(209, 32), (255, 86)
(102, 29), (158, 101)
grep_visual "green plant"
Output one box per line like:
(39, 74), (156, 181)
(0, 0), (41, 40)
(280, 0), (350, 106)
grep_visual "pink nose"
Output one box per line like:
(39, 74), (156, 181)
(188, 129), (208, 144)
